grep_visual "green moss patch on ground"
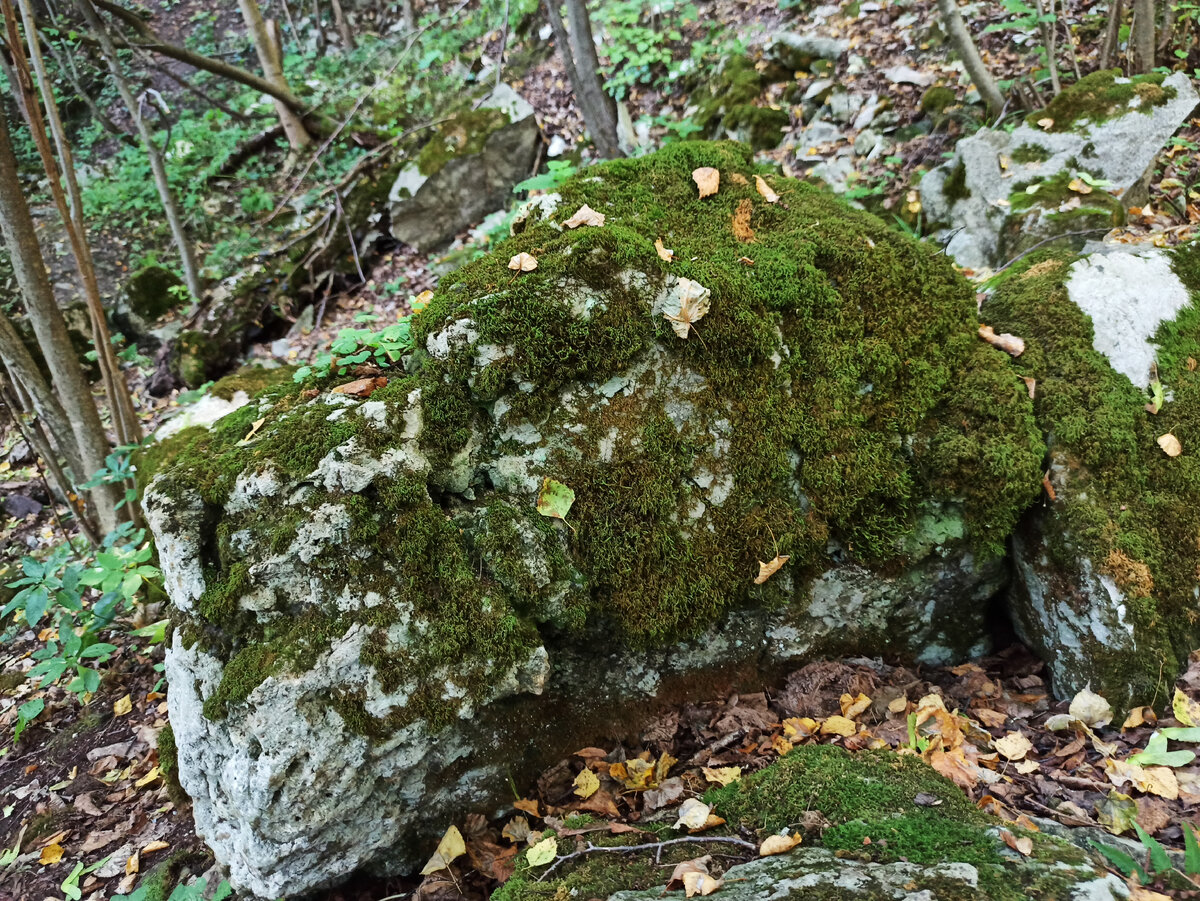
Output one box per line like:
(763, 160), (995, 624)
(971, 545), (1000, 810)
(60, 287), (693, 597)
(1026, 69), (1175, 133)
(694, 57), (791, 150)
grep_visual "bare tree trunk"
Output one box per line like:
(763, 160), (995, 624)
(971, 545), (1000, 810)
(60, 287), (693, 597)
(1099, 0), (1124, 69)
(73, 0), (203, 300)
(10, 0), (142, 451)
(329, 0), (357, 49)
(37, 29), (130, 141)
(313, 0), (328, 55)
(238, 0), (312, 150)
(1159, 0), (1175, 57)
(935, 0), (1006, 118)
(547, 0), (621, 159)
(0, 110), (120, 532)
(1035, 0), (1061, 95)
(1131, 0), (1156, 72)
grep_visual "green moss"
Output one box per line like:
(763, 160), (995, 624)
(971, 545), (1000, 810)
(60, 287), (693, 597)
(197, 561), (250, 623)
(175, 330), (217, 389)
(943, 160), (970, 203)
(126, 850), (212, 901)
(156, 722), (188, 805)
(920, 86), (957, 115)
(694, 57), (788, 150)
(1011, 143), (1052, 164)
(209, 364), (295, 400)
(983, 248), (1200, 703)
(125, 265), (183, 320)
(416, 107), (511, 178)
(1026, 69), (1175, 133)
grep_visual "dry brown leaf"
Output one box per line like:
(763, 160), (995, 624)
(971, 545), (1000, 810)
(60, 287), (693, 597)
(126, 851), (140, 876)
(508, 252), (538, 273)
(702, 766), (742, 786)
(754, 175), (779, 203)
(926, 745), (980, 791)
(667, 856), (712, 891)
(1022, 376), (1036, 399)
(1122, 706), (1156, 730)
(728, 173), (749, 186)
(754, 555), (790, 584)
(732, 199), (755, 243)
(564, 204), (605, 229)
(1158, 433), (1183, 457)
(887, 696), (909, 715)
(502, 816), (531, 844)
(141, 840), (170, 855)
(736, 256), (754, 266)
(332, 376), (387, 397)
(979, 325), (1026, 356)
(974, 708), (1008, 728)
(655, 238), (675, 262)
(759, 833), (803, 856)
(664, 278), (711, 339)
(692, 167), (720, 198)
(1037, 117), (1055, 129)
(513, 798), (540, 817)
(994, 731), (1034, 761)
(999, 828), (1033, 856)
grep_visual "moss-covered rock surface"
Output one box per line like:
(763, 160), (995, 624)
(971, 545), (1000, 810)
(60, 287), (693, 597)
(145, 141), (1050, 897)
(920, 70), (1198, 270)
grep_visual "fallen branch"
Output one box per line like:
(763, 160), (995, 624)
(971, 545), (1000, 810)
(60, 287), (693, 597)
(538, 836), (758, 882)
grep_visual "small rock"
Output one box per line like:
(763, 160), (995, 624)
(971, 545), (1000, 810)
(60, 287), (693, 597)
(3, 494), (42, 520)
(768, 32), (849, 70)
(6, 440), (32, 465)
(884, 65), (936, 86)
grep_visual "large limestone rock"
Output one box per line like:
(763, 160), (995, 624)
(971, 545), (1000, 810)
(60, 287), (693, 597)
(921, 70), (1199, 270)
(387, 84), (541, 251)
(145, 142), (1047, 897)
(985, 243), (1200, 708)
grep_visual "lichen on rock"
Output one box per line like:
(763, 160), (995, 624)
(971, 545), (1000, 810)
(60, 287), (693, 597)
(146, 141), (1047, 897)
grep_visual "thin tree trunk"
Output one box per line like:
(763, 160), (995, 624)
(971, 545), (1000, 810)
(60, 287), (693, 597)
(548, 0), (621, 159)
(329, 0), (357, 49)
(1131, 0), (1156, 72)
(10, 0), (142, 451)
(53, 0), (311, 115)
(935, 0), (1006, 118)
(73, 0), (203, 300)
(1099, 0), (1124, 69)
(1159, 0), (1175, 56)
(0, 112), (120, 532)
(1035, 0), (1061, 95)
(313, 0), (328, 56)
(37, 29), (130, 142)
(237, 0), (312, 150)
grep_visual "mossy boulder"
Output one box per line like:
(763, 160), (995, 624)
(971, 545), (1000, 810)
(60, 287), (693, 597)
(921, 70), (1198, 270)
(145, 141), (1046, 897)
(387, 84), (541, 251)
(985, 245), (1200, 710)
(694, 56), (791, 151)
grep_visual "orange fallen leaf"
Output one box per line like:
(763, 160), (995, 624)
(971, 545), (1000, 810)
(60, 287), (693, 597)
(141, 840), (170, 855)
(979, 325), (1025, 356)
(1042, 473), (1057, 502)
(126, 850), (140, 876)
(331, 376), (387, 397)
(732, 198), (755, 243)
(753, 555), (789, 584)
(999, 828), (1033, 856)
(759, 833), (802, 856)
(1022, 376), (1036, 398)
(655, 238), (675, 261)
(754, 175), (779, 203)
(840, 693), (872, 719)
(692, 167), (720, 198)
(513, 799), (540, 817)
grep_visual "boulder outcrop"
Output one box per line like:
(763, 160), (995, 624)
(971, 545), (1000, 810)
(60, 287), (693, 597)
(145, 141), (1053, 896)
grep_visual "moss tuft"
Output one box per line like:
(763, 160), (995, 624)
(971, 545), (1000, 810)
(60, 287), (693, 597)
(943, 160), (970, 203)
(1010, 143), (1052, 164)
(920, 86), (958, 115)
(1027, 69), (1175, 133)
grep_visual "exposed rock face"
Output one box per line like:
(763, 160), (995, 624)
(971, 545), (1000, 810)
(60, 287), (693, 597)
(388, 85), (542, 251)
(145, 142), (1047, 896)
(767, 32), (850, 69)
(921, 70), (1199, 270)
(986, 245), (1200, 707)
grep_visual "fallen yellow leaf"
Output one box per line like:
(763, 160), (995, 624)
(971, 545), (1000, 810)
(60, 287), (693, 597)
(126, 851), (140, 876)
(994, 731), (1033, 761)
(113, 695), (133, 717)
(421, 825), (467, 875)
(1159, 433), (1183, 457)
(682, 872), (724, 897)
(40, 843), (64, 865)
(840, 693), (871, 719)
(654, 238), (675, 261)
(573, 768), (600, 800)
(526, 835), (557, 867)
(141, 840), (170, 855)
(820, 715), (857, 737)
(702, 766), (742, 786)
(692, 167), (720, 198)
(1068, 178), (1093, 195)
(1176, 688), (1200, 726)
(135, 766), (161, 788)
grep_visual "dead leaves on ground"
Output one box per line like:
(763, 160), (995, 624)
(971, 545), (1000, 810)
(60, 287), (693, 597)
(692, 167), (720, 198)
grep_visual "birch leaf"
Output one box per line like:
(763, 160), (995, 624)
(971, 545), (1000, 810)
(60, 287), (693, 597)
(508, 252), (538, 273)
(1159, 433), (1183, 457)
(754, 555), (790, 584)
(663, 278), (711, 339)
(537, 478), (574, 522)
(759, 833), (802, 856)
(421, 825), (467, 875)
(573, 768), (600, 799)
(692, 167), (720, 198)
(526, 835), (557, 867)
(564, 204), (605, 228)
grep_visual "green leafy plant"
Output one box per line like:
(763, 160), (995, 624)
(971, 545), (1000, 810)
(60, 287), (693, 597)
(1091, 821), (1199, 887)
(906, 712), (931, 753)
(1128, 731), (1197, 768)
(61, 855), (114, 901)
(118, 876), (234, 901)
(293, 318), (414, 382)
(513, 160), (577, 194)
(3, 522), (162, 738)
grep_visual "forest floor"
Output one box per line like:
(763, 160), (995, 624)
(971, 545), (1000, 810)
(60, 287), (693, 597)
(4, 0), (1200, 898)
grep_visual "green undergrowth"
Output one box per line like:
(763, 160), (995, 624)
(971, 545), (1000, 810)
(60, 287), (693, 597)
(152, 140), (1044, 736)
(983, 247), (1200, 702)
(693, 56), (790, 150)
(1027, 69), (1176, 133)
